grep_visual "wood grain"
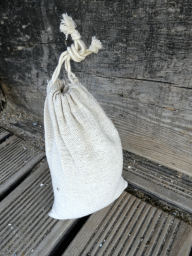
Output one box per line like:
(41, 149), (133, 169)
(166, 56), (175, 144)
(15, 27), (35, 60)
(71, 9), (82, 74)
(1, 0), (192, 175)
(0, 84), (6, 112)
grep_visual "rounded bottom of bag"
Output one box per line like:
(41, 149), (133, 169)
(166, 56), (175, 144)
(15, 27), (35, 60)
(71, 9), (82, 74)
(48, 180), (128, 220)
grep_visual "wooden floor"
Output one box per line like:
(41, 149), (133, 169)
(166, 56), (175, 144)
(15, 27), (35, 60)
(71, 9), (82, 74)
(0, 127), (192, 256)
(123, 151), (192, 215)
(0, 161), (76, 256)
(63, 192), (192, 256)
(0, 130), (45, 198)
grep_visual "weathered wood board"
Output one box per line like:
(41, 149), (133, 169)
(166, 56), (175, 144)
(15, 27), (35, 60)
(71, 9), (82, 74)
(0, 86), (6, 111)
(63, 191), (192, 256)
(1, 0), (192, 175)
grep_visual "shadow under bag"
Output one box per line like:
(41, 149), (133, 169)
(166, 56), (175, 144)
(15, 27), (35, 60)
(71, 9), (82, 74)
(44, 13), (128, 220)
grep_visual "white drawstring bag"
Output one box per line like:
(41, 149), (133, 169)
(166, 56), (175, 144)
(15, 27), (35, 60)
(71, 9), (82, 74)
(44, 14), (128, 220)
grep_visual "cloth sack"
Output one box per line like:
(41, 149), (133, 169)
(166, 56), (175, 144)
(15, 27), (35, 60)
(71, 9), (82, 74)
(44, 14), (128, 220)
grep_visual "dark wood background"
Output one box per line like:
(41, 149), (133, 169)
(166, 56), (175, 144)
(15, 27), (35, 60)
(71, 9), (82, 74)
(1, 0), (192, 175)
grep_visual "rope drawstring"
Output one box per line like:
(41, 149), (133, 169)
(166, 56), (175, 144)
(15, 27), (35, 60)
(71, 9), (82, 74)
(51, 13), (102, 85)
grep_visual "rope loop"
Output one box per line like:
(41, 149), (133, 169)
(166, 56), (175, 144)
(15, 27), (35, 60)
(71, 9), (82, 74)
(51, 13), (102, 85)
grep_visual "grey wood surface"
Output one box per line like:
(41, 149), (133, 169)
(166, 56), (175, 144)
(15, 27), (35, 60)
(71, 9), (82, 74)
(62, 191), (192, 256)
(0, 132), (45, 198)
(0, 127), (10, 142)
(0, 161), (76, 256)
(122, 150), (192, 214)
(1, 0), (192, 175)
(0, 86), (6, 111)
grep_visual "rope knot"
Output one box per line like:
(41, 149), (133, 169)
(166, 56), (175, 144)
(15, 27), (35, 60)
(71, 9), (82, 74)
(71, 30), (81, 41)
(67, 44), (85, 63)
(51, 13), (102, 85)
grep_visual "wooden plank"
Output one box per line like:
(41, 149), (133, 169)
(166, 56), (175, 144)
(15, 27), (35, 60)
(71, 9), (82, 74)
(122, 151), (192, 213)
(0, 134), (45, 197)
(169, 223), (192, 256)
(0, 161), (76, 256)
(0, 86), (6, 112)
(83, 75), (192, 176)
(0, 127), (11, 142)
(62, 191), (192, 256)
(1, 1), (192, 88)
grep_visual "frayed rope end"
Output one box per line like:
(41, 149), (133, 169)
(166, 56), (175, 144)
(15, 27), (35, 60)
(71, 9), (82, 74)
(89, 36), (102, 53)
(60, 13), (77, 40)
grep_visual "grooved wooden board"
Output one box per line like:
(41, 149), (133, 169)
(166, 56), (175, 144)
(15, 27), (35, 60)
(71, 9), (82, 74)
(0, 133), (45, 197)
(63, 192), (192, 256)
(122, 151), (192, 214)
(0, 127), (10, 142)
(0, 161), (76, 256)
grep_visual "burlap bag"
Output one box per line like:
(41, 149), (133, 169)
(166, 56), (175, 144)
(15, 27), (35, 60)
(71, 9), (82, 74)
(44, 14), (128, 219)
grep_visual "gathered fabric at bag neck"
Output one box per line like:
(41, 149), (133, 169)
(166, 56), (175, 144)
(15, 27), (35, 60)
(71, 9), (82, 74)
(50, 13), (102, 86)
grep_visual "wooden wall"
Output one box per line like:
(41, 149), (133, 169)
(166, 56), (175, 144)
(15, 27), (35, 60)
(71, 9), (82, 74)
(1, 0), (192, 175)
